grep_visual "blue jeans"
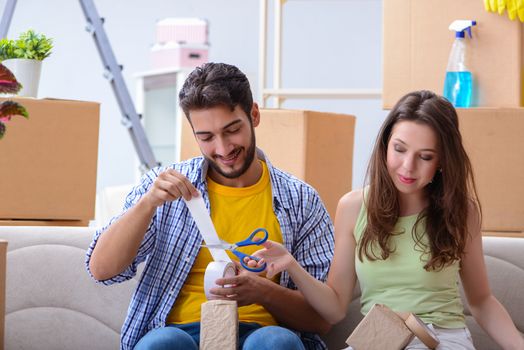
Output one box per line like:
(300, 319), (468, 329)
(133, 322), (306, 350)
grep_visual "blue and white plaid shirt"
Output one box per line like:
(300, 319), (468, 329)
(86, 150), (334, 350)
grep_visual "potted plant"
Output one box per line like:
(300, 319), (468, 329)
(0, 63), (29, 139)
(0, 29), (53, 98)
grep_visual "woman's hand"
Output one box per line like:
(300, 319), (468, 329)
(245, 240), (295, 278)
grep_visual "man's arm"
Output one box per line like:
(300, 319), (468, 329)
(88, 168), (199, 281)
(88, 198), (157, 281)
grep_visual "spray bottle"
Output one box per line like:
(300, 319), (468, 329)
(443, 20), (476, 107)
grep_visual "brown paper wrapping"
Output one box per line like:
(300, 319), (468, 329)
(346, 304), (414, 350)
(200, 300), (238, 350)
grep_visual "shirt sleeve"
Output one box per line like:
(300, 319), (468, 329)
(288, 185), (335, 288)
(85, 168), (160, 285)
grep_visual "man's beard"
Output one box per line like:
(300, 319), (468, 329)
(206, 129), (257, 180)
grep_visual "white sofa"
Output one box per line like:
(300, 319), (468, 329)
(1, 226), (522, 350)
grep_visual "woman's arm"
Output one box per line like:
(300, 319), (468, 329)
(460, 203), (524, 350)
(252, 190), (363, 324)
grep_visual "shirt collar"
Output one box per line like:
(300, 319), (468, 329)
(194, 148), (288, 211)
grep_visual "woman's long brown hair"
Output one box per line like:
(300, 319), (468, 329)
(359, 90), (481, 270)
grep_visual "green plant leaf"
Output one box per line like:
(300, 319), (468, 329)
(0, 63), (22, 93)
(13, 29), (53, 60)
(0, 38), (15, 61)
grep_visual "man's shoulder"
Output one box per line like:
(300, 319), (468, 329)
(171, 156), (204, 171)
(270, 166), (320, 198)
(152, 156), (204, 176)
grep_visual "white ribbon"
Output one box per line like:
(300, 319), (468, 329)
(184, 195), (232, 262)
(184, 195), (236, 300)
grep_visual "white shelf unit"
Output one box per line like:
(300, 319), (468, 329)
(258, 0), (382, 108)
(134, 68), (191, 171)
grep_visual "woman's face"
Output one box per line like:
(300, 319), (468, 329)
(386, 120), (440, 197)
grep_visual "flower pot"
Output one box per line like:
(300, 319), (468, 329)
(1, 58), (42, 98)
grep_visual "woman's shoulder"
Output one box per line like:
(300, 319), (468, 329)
(339, 188), (365, 210)
(336, 188), (365, 226)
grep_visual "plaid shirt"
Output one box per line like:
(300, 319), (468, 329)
(86, 150), (334, 350)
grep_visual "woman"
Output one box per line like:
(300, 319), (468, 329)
(248, 91), (524, 349)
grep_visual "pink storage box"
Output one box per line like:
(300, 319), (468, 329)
(156, 18), (208, 45)
(150, 42), (209, 69)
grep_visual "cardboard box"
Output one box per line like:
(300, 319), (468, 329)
(383, 0), (524, 109)
(0, 220), (89, 227)
(180, 109), (356, 218)
(458, 108), (524, 231)
(0, 240), (5, 350)
(200, 300), (238, 350)
(346, 304), (414, 350)
(0, 98), (100, 221)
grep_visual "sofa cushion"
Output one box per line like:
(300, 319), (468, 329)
(0, 227), (522, 350)
(0, 226), (138, 350)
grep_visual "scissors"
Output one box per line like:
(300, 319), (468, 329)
(201, 228), (268, 272)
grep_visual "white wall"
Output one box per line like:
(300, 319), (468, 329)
(1, 0), (387, 192)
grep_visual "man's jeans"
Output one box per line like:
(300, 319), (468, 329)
(134, 322), (306, 350)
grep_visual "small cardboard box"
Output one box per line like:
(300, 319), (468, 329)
(180, 109), (356, 218)
(0, 98), (100, 221)
(346, 304), (414, 350)
(383, 0), (524, 109)
(200, 300), (238, 350)
(458, 108), (524, 231)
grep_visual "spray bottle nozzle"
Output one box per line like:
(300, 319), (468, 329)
(449, 20), (477, 38)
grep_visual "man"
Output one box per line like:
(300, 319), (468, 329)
(86, 62), (334, 350)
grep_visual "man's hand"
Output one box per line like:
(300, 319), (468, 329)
(211, 267), (273, 307)
(143, 169), (199, 208)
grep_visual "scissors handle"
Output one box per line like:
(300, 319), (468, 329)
(235, 228), (268, 247)
(232, 250), (267, 273)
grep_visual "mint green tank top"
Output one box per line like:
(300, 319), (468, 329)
(354, 202), (465, 328)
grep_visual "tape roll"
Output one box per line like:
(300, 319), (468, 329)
(404, 314), (440, 349)
(204, 261), (237, 300)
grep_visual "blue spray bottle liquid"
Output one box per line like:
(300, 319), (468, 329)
(443, 20), (476, 107)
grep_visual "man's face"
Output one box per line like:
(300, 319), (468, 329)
(190, 105), (259, 185)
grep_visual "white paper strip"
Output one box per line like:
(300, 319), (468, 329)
(184, 196), (232, 262)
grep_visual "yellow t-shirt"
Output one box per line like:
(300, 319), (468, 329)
(167, 160), (283, 326)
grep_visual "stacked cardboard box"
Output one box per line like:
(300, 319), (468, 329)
(0, 98), (100, 226)
(384, 0), (524, 236)
(180, 109), (356, 218)
(383, 0), (523, 108)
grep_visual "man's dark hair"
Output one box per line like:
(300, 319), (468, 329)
(178, 62), (254, 123)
